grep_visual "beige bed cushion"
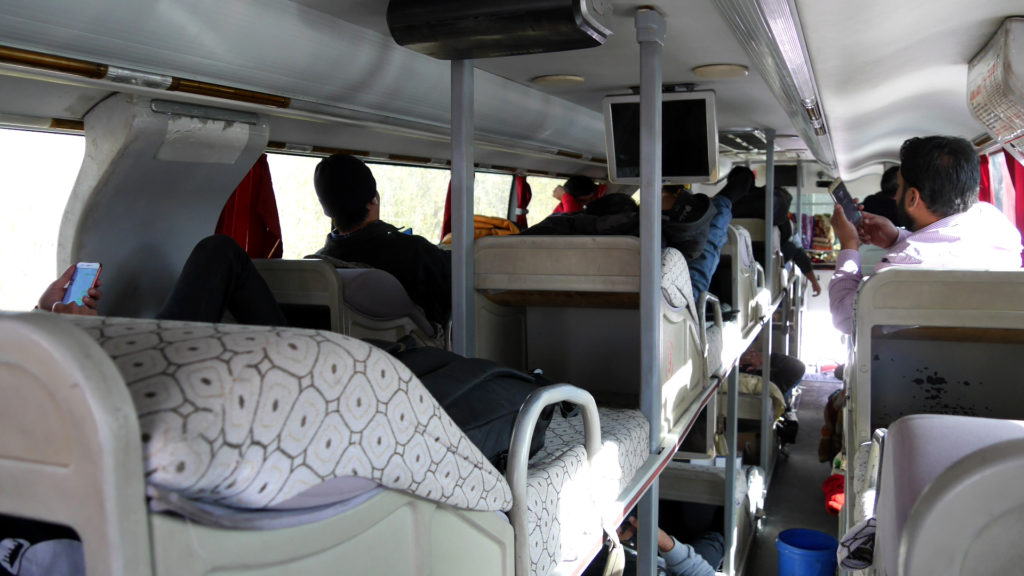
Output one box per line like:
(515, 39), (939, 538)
(661, 247), (697, 319)
(476, 235), (642, 293)
(526, 408), (650, 576)
(63, 316), (513, 512)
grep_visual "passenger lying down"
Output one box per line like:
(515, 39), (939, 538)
(35, 234), (555, 472)
(520, 167), (754, 299)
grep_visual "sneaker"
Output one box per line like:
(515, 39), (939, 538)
(716, 166), (755, 203)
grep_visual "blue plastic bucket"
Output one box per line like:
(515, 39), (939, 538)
(776, 528), (838, 576)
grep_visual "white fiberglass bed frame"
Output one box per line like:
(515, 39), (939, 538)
(252, 258), (446, 348)
(473, 235), (723, 445)
(863, 414), (1024, 576)
(0, 312), (656, 576)
(844, 268), (1024, 535)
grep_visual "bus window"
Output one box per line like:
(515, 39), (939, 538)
(525, 175), (565, 220)
(371, 163), (450, 241)
(0, 128), (84, 311)
(473, 172), (513, 222)
(265, 153), (331, 259)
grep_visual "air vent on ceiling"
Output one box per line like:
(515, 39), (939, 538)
(386, 0), (611, 60)
(968, 17), (1024, 164)
(719, 130), (771, 154)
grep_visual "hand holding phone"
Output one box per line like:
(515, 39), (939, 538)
(61, 262), (102, 307)
(828, 178), (861, 225)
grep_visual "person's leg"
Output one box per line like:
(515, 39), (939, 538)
(769, 352), (806, 399)
(688, 194), (732, 296)
(157, 235), (287, 326)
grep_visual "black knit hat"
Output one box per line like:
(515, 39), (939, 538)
(563, 175), (598, 199)
(314, 154), (377, 219)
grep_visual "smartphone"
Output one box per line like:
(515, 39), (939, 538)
(61, 262), (102, 306)
(828, 178), (862, 224)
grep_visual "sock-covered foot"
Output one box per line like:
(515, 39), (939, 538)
(717, 166), (754, 203)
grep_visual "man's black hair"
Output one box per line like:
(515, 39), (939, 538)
(880, 165), (899, 197)
(314, 154), (377, 231)
(899, 136), (979, 217)
(563, 175), (598, 199)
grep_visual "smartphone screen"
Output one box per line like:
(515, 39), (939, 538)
(62, 262), (102, 306)
(828, 179), (862, 224)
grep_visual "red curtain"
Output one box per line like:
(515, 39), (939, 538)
(215, 154), (284, 259)
(512, 175), (532, 229)
(979, 154), (992, 204)
(1007, 152), (1024, 256)
(440, 180), (452, 241)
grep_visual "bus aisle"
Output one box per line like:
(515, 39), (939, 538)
(745, 273), (843, 575)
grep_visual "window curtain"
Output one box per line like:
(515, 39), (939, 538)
(215, 154), (284, 259)
(1006, 152), (1024, 237)
(512, 175), (532, 229)
(440, 180), (453, 241)
(979, 154), (992, 204)
(980, 150), (1024, 263)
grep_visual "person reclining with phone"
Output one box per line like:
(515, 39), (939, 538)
(551, 175), (602, 214)
(37, 234), (289, 325)
(312, 154), (453, 326)
(829, 135), (1022, 335)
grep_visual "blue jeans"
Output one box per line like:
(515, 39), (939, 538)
(688, 195), (732, 297)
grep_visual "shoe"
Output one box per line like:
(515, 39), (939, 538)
(717, 166), (755, 203)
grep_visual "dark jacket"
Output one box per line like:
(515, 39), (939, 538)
(317, 220), (452, 325)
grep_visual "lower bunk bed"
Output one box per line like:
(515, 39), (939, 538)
(0, 312), (650, 576)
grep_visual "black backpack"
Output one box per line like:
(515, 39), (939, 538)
(391, 346), (556, 472)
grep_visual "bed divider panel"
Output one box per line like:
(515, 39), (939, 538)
(845, 268), (1024, 534)
(473, 236), (713, 442)
(252, 258), (444, 347)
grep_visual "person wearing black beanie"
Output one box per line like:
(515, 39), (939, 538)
(313, 154), (453, 325)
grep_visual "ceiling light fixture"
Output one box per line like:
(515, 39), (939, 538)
(531, 74), (585, 86)
(692, 64), (748, 79)
(711, 0), (835, 169)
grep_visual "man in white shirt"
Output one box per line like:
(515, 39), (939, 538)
(829, 135), (1022, 334)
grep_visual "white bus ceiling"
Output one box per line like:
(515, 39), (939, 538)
(0, 0), (1020, 180)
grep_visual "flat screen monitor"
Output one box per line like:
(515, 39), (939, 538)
(774, 164), (798, 187)
(603, 91), (718, 185)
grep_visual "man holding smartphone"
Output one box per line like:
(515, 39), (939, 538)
(828, 135), (1022, 334)
(36, 265), (102, 316)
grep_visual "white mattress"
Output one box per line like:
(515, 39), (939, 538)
(526, 407), (649, 576)
(875, 414), (1024, 576)
(63, 315), (513, 513)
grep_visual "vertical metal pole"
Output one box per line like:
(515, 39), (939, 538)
(451, 60), (475, 357)
(794, 160), (803, 242)
(723, 366), (740, 574)
(636, 8), (665, 576)
(761, 129), (776, 478)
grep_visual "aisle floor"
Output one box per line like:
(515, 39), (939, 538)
(743, 377), (842, 576)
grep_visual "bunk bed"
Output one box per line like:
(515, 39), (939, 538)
(843, 268), (1024, 540)
(0, 312), (654, 576)
(471, 222), (788, 574)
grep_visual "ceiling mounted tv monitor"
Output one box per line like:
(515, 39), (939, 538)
(603, 91), (719, 185)
(774, 164), (799, 187)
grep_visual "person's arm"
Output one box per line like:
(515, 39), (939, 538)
(857, 211), (901, 249)
(781, 240), (821, 296)
(660, 535), (715, 576)
(829, 249), (862, 334)
(37, 265), (102, 316)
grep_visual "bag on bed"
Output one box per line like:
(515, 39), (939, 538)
(392, 346), (555, 472)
